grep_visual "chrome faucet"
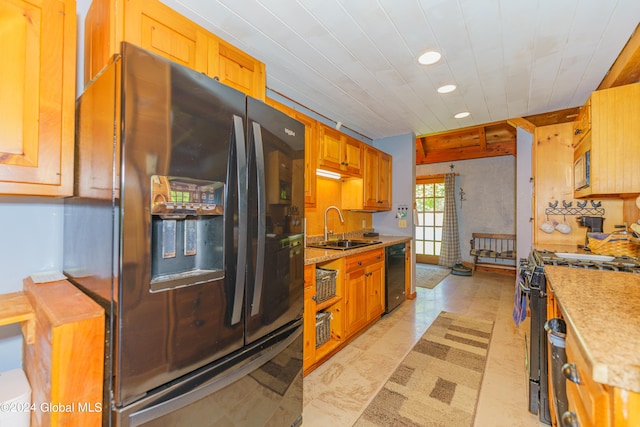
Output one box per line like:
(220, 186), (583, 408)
(324, 205), (345, 241)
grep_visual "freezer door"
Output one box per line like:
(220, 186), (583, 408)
(115, 322), (303, 427)
(116, 43), (248, 405)
(245, 98), (305, 344)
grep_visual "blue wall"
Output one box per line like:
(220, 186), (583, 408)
(416, 156), (516, 264)
(0, 198), (64, 372)
(372, 133), (416, 291)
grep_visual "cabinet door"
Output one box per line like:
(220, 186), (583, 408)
(343, 136), (362, 176)
(344, 268), (367, 337)
(589, 83), (640, 196)
(303, 284), (316, 372)
(318, 125), (345, 171)
(0, 0), (75, 196)
(294, 112), (317, 207)
(124, 0), (208, 73)
(366, 262), (385, 321)
(363, 146), (379, 209)
(572, 98), (591, 147)
(208, 38), (266, 100)
(378, 151), (392, 210)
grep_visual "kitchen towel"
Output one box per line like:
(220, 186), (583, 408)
(512, 273), (527, 327)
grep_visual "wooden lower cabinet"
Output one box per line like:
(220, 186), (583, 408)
(365, 261), (385, 322)
(303, 266), (316, 372)
(304, 248), (385, 375)
(564, 323), (640, 427)
(344, 267), (368, 336)
(22, 278), (104, 427)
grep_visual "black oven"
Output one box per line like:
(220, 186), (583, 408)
(518, 255), (551, 425)
(519, 248), (640, 426)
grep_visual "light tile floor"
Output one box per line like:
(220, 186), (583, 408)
(302, 269), (547, 426)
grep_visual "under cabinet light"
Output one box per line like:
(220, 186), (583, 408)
(454, 111), (470, 119)
(316, 169), (341, 180)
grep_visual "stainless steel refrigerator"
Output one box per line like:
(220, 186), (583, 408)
(64, 43), (305, 426)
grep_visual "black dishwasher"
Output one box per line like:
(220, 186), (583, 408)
(384, 243), (406, 314)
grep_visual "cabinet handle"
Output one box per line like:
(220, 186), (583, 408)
(574, 128), (582, 136)
(562, 362), (581, 384)
(358, 261), (362, 266)
(561, 411), (579, 427)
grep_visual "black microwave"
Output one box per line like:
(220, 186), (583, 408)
(574, 150), (590, 190)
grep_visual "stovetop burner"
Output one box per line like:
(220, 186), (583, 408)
(531, 249), (640, 273)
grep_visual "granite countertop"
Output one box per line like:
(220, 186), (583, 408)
(305, 235), (412, 265)
(544, 266), (640, 392)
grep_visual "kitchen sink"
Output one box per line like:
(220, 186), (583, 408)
(308, 239), (381, 250)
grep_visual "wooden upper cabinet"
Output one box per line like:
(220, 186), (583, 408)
(377, 151), (392, 210)
(318, 125), (362, 177)
(84, 0), (266, 99)
(343, 136), (363, 176)
(572, 98), (591, 147)
(363, 146), (392, 210)
(574, 83), (640, 197)
(363, 146), (379, 208)
(343, 145), (392, 212)
(0, 0), (76, 196)
(296, 113), (317, 208)
(265, 97), (317, 207)
(209, 39), (266, 101)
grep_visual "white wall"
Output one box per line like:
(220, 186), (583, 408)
(416, 156), (516, 264)
(516, 128), (533, 260)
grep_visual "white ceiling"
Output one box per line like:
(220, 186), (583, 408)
(159, 0), (640, 140)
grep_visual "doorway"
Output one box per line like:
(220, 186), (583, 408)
(415, 177), (445, 264)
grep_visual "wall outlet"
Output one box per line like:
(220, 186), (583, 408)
(362, 220), (366, 228)
(398, 219), (407, 228)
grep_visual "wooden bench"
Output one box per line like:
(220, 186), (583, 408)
(470, 233), (517, 272)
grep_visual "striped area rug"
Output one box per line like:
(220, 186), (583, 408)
(354, 311), (494, 427)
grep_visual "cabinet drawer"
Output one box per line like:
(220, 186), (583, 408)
(565, 327), (610, 426)
(346, 248), (384, 272)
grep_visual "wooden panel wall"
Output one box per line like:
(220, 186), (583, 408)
(533, 123), (623, 246)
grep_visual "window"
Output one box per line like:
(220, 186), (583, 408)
(415, 177), (445, 264)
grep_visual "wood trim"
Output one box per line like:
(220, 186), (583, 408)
(416, 173), (456, 183)
(508, 117), (536, 134)
(598, 23), (640, 90)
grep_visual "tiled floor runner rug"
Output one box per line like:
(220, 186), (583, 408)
(354, 311), (494, 426)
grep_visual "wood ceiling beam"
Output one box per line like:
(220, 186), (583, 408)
(598, 23), (640, 90)
(507, 117), (536, 134)
(417, 141), (516, 165)
(415, 120), (516, 164)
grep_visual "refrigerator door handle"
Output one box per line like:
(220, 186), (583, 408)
(231, 114), (247, 326)
(250, 121), (266, 317)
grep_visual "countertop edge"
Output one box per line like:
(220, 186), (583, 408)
(545, 266), (640, 393)
(305, 235), (412, 265)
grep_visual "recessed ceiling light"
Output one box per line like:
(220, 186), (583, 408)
(454, 111), (470, 119)
(437, 84), (456, 94)
(418, 50), (441, 65)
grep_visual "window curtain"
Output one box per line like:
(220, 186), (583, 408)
(438, 173), (461, 268)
